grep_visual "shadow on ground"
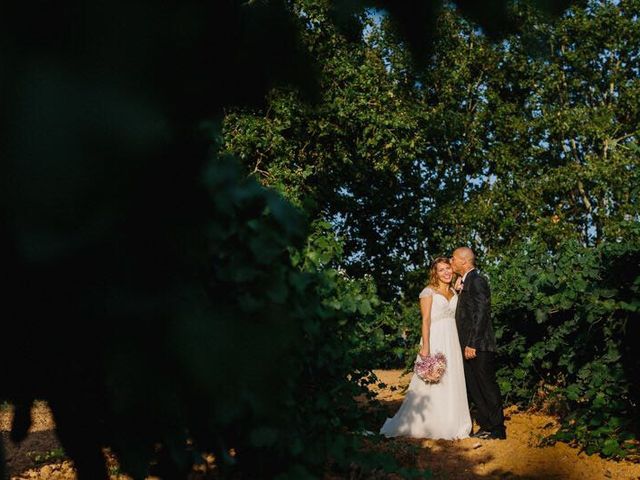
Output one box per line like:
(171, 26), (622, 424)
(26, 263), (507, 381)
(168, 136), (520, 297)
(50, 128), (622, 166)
(360, 396), (584, 480)
(1, 430), (65, 477)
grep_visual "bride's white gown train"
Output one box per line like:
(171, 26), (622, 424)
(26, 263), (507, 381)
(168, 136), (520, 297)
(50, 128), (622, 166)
(380, 287), (472, 439)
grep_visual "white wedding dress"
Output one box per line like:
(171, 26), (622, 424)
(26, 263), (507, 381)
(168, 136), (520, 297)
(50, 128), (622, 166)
(380, 287), (472, 439)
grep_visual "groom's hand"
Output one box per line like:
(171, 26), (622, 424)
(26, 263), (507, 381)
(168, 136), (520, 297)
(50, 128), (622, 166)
(464, 346), (476, 359)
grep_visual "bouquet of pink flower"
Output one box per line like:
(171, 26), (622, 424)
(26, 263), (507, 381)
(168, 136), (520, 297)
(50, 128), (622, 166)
(414, 352), (447, 383)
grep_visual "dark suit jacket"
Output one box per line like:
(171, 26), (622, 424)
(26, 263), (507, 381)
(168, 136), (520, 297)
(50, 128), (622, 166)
(455, 269), (497, 352)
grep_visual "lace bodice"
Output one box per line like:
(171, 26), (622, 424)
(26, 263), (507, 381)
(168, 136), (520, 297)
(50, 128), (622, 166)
(419, 287), (457, 323)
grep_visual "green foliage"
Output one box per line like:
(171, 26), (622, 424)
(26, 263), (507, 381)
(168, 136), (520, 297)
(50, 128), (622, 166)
(225, 0), (640, 294)
(223, 3), (502, 299)
(295, 221), (419, 370)
(223, 0), (640, 461)
(105, 155), (419, 478)
(426, 0), (640, 256)
(170, 157), (408, 477)
(487, 227), (640, 458)
(1, 0), (622, 476)
(26, 448), (66, 466)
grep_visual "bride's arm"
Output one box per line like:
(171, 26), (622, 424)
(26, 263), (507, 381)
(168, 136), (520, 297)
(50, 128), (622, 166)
(419, 295), (433, 357)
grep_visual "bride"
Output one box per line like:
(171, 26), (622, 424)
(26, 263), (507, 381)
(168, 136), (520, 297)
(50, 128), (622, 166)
(380, 257), (472, 439)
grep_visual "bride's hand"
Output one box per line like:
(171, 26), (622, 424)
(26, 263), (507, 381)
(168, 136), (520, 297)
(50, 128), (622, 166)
(419, 348), (430, 358)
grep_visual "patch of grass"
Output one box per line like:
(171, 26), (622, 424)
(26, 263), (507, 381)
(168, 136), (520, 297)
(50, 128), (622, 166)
(26, 448), (66, 465)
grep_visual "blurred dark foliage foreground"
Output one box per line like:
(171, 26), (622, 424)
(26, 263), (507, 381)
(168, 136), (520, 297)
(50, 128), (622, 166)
(0, 1), (577, 478)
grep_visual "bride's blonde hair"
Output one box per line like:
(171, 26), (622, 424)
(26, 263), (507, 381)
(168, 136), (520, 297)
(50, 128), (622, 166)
(427, 257), (454, 288)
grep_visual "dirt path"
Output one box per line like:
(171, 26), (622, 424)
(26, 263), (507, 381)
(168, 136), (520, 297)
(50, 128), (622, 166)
(1, 402), (66, 479)
(2, 374), (640, 479)
(371, 369), (640, 480)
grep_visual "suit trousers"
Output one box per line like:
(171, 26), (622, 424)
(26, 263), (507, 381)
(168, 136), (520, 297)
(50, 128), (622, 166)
(463, 351), (505, 433)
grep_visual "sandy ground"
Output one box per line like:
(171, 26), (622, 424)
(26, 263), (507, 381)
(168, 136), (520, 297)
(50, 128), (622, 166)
(370, 369), (640, 480)
(2, 373), (640, 479)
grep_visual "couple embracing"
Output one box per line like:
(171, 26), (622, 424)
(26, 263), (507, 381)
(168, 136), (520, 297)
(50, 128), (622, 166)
(380, 247), (506, 441)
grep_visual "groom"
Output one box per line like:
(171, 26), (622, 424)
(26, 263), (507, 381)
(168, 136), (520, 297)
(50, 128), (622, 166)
(450, 247), (506, 440)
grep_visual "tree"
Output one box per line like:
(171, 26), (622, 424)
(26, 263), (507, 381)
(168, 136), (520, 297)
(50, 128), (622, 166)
(222, 0), (640, 460)
(441, 0), (640, 252)
(223, 4), (503, 298)
(1, 1), (582, 478)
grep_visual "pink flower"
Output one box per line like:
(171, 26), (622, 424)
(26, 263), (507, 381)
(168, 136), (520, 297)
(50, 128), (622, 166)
(415, 352), (447, 383)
